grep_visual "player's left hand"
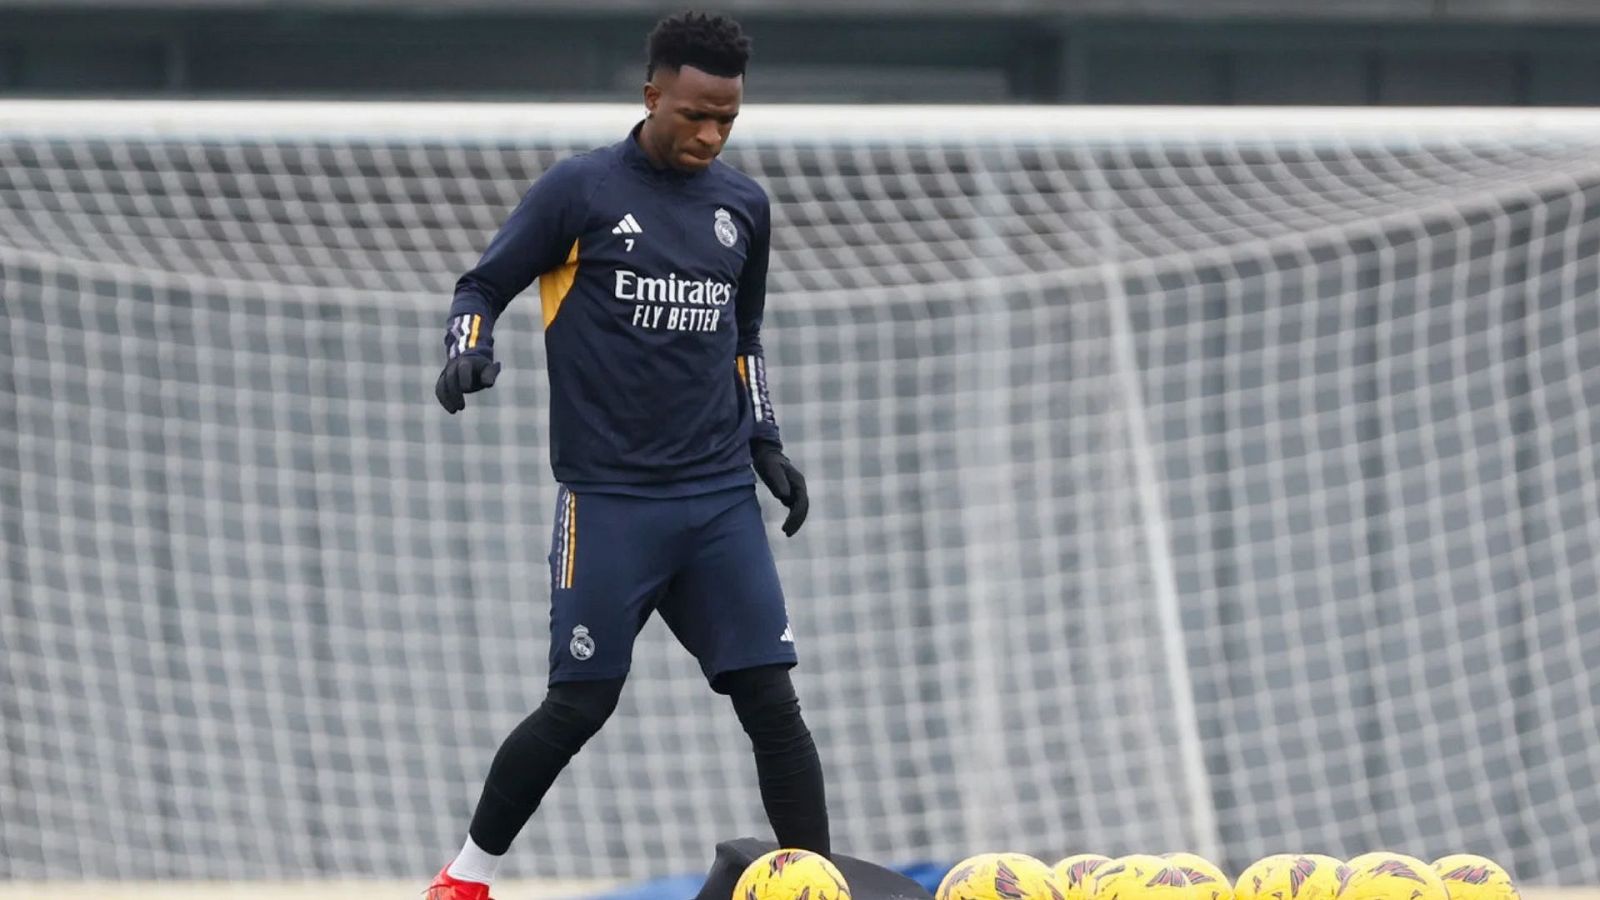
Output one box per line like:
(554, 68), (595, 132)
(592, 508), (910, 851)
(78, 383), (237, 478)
(753, 447), (809, 537)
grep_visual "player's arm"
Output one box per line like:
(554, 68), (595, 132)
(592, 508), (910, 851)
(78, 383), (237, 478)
(436, 159), (586, 414)
(737, 193), (808, 537)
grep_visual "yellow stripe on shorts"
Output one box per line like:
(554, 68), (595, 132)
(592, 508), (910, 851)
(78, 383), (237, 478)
(563, 491), (577, 588)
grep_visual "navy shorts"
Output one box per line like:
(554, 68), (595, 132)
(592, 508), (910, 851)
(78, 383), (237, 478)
(545, 484), (798, 685)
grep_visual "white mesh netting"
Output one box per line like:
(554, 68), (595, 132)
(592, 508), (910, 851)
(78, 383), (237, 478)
(2, 103), (1598, 883)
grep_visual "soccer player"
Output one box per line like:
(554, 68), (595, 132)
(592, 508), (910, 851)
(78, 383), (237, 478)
(426, 11), (830, 899)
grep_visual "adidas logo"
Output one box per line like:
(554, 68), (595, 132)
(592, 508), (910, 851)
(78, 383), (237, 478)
(779, 624), (794, 643)
(611, 213), (643, 235)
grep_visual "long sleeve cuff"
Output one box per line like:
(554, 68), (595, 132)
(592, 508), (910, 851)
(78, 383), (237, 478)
(444, 294), (497, 360)
(739, 352), (783, 451)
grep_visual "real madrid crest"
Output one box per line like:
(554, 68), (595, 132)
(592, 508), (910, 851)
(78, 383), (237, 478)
(713, 207), (738, 248)
(569, 624), (595, 660)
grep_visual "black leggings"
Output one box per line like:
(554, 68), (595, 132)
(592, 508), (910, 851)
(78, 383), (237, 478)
(467, 665), (829, 856)
(714, 665), (831, 856)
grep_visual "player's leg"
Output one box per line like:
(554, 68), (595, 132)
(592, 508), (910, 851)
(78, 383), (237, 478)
(432, 489), (678, 898)
(442, 676), (625, 890)
(658, 485), (830, 855)
(713, 663), (831, 856)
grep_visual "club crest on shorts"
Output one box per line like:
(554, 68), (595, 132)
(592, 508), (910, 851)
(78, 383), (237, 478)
(569, 624), (595, 660)
(713, 207), (738, 248)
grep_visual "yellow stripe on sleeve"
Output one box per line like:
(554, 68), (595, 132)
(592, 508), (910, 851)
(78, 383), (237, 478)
(467, 314), (481, 348)
(736, 356), (748, 385)
(540, 239), (581, 329)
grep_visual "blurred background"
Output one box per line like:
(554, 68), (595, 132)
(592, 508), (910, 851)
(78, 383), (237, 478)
(8, 0), (1600, 104)
(4, 2), (1600, 900)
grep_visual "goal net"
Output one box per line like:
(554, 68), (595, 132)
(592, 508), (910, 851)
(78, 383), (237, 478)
(3, 102), (1598, 885)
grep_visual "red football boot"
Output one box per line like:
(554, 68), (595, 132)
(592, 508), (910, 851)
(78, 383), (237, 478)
(425, 865), (494, 900)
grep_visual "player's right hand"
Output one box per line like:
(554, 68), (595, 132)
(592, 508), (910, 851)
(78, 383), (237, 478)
(435, 355), (502, 414)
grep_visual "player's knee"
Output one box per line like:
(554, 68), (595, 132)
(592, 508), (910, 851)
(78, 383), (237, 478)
(718, 665), (812, 751)
(539, 677), (625, 747)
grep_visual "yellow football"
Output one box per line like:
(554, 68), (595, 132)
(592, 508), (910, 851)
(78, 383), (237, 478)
(1236, 855), (1297, 900)
(733, 848), (851, 900)
(1255, 855), (1348, 900)
(1432, 855), (1518, 900)
(1163, 853), (1231, 900)
(1091, 854), (1197, 900)
(938, 852), (1066, 900)
(1337, 853), (1448, 900)
(1056, 855), (1115, 900)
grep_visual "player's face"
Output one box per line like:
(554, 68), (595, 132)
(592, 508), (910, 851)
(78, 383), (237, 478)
(643, 65), (742, 173)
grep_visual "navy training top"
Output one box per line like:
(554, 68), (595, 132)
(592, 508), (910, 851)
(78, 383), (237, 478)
(444, 122), (783, 497)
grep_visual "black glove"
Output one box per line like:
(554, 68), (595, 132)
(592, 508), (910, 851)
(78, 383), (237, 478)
(435, 355), (501, 414)
(753, 445), (808, 537)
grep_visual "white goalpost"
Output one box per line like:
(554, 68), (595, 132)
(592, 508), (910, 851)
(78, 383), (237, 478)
(3, 101), (1600, 885)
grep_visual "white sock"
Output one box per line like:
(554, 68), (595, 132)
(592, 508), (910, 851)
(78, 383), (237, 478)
(446, 835), (503, 886)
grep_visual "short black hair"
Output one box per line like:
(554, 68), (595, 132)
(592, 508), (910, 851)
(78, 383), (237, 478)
(646, 10), (751, 80)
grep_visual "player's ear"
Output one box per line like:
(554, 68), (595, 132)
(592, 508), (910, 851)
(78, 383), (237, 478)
(643, 80), (661, 116)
